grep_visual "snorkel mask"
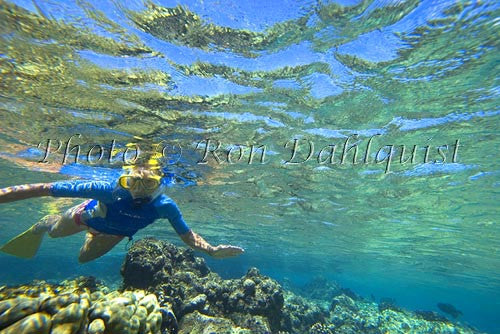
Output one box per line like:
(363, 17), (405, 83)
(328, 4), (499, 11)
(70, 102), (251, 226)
(118, 173), (162, 191)
(119, 148), (164, 205)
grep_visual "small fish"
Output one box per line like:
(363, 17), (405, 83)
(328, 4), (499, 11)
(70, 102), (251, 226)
(437, 303), (463, 318)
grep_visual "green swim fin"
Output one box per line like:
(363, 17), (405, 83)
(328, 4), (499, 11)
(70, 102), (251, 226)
(0, 226), (45, 259)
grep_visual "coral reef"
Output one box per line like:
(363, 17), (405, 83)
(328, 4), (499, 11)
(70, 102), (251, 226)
(120, 238), (484, 334)
(121, 238), (306, 333)
(0, 239), (485, 334)
(292, 277), (343, 303)
(0, 277), (167, 334)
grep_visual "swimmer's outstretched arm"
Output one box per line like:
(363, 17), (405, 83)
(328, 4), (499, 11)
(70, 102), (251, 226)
(158, 195), (244, 259)
(0, 180), (114, 203)
(180, 230), (245, 259)
(0, 183), (52, 203)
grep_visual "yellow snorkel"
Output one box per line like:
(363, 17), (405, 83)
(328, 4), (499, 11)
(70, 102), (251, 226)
(118, 143), (165, 205)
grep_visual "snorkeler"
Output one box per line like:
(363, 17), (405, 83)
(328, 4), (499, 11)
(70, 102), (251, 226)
(0, 164), (244, 262)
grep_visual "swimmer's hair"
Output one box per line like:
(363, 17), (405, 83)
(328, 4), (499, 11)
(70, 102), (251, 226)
(122, 163), (164, 177)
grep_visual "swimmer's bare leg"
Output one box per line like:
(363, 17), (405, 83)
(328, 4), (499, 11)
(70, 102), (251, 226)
(32, 203), (87, 237)
(78, 233), (124, 263)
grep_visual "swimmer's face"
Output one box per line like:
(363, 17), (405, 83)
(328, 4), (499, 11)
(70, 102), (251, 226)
(119, 169), (162, 199)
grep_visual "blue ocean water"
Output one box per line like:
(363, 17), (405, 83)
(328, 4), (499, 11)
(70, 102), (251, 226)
(0, 0), (499, 332)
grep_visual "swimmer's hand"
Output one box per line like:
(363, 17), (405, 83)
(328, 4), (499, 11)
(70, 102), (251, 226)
(211, 245), (245, 258)
(180, 230), (244, 258)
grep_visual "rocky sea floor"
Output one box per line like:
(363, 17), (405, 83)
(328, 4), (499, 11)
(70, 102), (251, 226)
(0, 238), (484, 334)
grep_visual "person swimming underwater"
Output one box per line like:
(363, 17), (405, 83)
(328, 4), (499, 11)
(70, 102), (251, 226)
(0, 164), (244, 262)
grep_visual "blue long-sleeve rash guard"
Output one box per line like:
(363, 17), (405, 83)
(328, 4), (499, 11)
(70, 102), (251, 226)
(50, 180), (190, 238)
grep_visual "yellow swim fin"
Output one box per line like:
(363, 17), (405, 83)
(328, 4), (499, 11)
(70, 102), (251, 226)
(0, 226), (44, 259)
